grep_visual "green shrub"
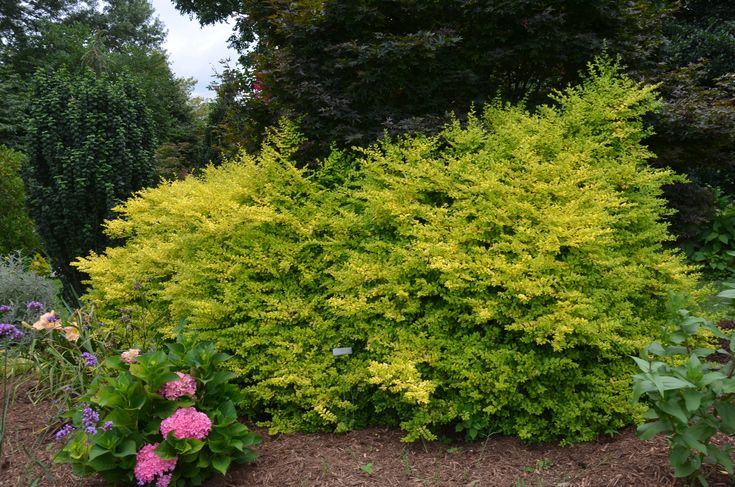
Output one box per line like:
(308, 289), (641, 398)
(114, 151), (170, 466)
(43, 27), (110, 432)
(683, 189), (735, 276)
(632, 291), (735, 485)
(0, 146), (41, 255)
(76, 59), (698, 444)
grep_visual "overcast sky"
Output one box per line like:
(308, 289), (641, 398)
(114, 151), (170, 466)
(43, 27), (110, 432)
(149, 0), (238, 98)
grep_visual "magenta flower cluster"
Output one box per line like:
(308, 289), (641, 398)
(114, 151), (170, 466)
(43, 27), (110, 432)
(0, 304), (11, 313)
(134, 443), (177, 487)
(160, 407), (212, 440)
(159, 372), (197, 400)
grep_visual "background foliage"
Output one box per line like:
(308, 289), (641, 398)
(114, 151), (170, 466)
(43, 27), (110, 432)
(174, 0), (667, 162)
(77, 62), (697, 444)
(0, 0), (206, 177)
(0, 145), (41, 256)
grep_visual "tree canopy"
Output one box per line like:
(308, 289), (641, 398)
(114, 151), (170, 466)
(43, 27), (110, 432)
(0, 0), (199, 173)
(174, 0), (668, 160)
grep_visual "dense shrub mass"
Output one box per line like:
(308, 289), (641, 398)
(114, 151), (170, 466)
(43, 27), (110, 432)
(77, 60), (697, 444)
(0, 145), (41, 255)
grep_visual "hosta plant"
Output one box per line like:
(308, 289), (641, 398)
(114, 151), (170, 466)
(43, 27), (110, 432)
(54, 337), (260, 486)
(632, 291), (735, 486)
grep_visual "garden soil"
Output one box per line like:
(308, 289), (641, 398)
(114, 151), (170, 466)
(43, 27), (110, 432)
(2, 382), (734, 487)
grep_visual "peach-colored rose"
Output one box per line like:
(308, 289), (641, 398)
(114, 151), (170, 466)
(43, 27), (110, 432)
(121, 348), (141, 364)
(32, 311), (62, 331)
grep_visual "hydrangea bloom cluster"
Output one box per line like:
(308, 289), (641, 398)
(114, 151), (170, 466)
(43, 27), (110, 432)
(121, 348), (141, 364)
(134, 443), (177, 486)
(26, 300), (43, 311)
(160, 407), (212, 440)
(0, 323), (24, 341)
(81, 352), (98, 367)
(160, 372), (197, 400)
(55, 423), (74, 440)
(155, 473), (173, 487)
(82, 406), (100, 434)
(0, 304), (11, 313)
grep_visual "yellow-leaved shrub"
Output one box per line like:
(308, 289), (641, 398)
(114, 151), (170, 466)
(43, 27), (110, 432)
(77, 59), (697, 444)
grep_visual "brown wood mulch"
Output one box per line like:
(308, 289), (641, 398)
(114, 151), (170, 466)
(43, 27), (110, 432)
(2, 383), (734, 487)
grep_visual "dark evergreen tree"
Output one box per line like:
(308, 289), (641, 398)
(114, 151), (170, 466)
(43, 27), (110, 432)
(24, 68), (156, 291)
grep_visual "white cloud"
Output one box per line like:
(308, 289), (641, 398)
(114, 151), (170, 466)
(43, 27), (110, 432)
(150, 0), (238, 98)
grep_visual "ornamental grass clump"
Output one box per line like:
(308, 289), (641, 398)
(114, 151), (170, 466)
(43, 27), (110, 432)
(54, 337), (260, 485)
(77, 58), (698, 444)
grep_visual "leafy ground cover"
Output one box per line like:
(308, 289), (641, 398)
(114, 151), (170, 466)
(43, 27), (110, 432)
(2, 383), (734, 487)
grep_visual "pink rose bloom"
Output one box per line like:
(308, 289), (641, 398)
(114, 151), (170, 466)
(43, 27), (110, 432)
(159, 372), (197, 400)
(134, 443), (177, 485)
(160, 407), (212, 440)
(121, 348), (141, 364)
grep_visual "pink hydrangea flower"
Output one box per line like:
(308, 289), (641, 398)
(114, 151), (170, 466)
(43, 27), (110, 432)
(134, 443), (177, 485)
(159, 372), (197, 400)
(156, 473), (173, 487)
(160, 407), (212, 440)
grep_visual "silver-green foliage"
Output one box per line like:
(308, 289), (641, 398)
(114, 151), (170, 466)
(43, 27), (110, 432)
(0, 253), (57, 323)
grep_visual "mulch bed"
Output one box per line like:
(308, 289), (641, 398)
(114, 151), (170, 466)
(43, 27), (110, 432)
(3, 385), (735, 487)
(5, 296), (735, 486)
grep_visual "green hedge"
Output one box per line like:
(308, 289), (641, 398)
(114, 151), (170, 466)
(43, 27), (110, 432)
(77, 59), (697, 444)
(0, 145), (41, 255)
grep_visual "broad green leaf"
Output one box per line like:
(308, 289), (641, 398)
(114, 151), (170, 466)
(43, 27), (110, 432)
(717, 289), (735, 299)
(631, 356), (652, 373)
(680, 430), (708, 454)
(155, 441), (177, 460)
(636, 420), (671, 440)
(707, 444), (734, 474)
(652, 375), (694, 396)
(669, 445), (701, 478)
(212, 455), (231, 475)
(114, 439), (137, 458)
(88, 445), (109, 461)
(644, 341), (666, 356)
(87, 453), (117, 471)
(659, 398), (690, 425)
(716, 402), (735, 434)
(682, 389), (702, 413)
